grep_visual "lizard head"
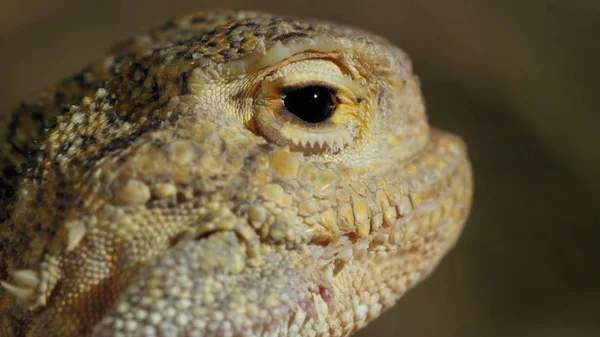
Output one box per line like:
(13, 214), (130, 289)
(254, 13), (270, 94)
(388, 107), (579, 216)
(1, 10), (472, 337)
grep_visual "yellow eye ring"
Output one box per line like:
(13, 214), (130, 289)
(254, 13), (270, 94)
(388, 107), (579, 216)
(250, 58), (370, 155)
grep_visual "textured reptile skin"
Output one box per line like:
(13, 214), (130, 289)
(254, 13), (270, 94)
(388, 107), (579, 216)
(0, 9), (472, 337)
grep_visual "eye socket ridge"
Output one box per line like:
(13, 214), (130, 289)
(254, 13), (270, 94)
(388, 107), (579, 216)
(281, 84), (339, 125)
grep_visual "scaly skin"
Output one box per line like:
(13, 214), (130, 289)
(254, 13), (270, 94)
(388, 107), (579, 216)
(0, 9), (472, 337)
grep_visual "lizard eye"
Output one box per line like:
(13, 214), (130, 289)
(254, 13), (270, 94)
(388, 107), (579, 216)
(252, 59), (369, 154)
(282, 85), (338, 124)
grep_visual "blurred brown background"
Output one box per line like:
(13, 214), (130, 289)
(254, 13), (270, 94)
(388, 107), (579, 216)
(1, 1), (599, 336)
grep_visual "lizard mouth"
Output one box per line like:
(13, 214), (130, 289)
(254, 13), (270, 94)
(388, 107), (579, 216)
(310, 128), (472, 273)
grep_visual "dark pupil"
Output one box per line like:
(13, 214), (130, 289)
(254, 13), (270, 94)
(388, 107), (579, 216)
(283, 86), (336, 124)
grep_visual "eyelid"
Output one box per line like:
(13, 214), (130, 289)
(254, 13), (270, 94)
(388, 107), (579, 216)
(262, 58), (366, 98)
(280, 82), (338, 96)
(254, 108), (355, 152)
(266, 72), (365, 99)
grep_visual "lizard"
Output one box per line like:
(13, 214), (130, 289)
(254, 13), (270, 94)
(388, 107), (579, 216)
(0, 9), (473, 337)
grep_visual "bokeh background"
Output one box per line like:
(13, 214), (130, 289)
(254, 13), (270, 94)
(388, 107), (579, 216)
(1, 1), (598, 336)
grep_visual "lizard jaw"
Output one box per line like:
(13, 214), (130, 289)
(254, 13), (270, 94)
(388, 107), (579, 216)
(88, 129), (472, 337)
